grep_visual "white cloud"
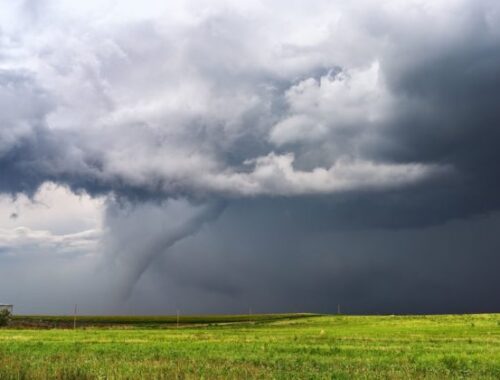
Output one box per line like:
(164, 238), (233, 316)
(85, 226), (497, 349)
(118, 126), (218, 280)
(0, 183), (103, 260)
(0, 226), (100, 257)
(270, 62), (390, 146)
(0, 183), (103, 234)
(269, 115), (328, 146)
(204, 153), (447, 196)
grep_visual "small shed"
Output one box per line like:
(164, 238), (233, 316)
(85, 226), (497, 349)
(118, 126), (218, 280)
(0, 304), (13, 314)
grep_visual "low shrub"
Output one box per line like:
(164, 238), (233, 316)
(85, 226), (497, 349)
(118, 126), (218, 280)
(0, 309), (11, 326)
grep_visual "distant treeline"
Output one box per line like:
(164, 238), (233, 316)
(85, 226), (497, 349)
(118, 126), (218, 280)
(10, 313), (319, 328)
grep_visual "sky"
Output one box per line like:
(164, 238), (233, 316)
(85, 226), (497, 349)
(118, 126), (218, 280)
(0, 0), (499, 315)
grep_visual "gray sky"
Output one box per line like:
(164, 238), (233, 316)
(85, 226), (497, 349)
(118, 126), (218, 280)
(0, 0), (499, 314)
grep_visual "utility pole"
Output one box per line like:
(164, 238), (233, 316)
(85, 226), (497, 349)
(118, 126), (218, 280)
(73, 304), (78, 329)
(337, 304), (341, 315)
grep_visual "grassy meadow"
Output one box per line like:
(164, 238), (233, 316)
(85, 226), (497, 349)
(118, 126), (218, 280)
(0, 313), (499, 379)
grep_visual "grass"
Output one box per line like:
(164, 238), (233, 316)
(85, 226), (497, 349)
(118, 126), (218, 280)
(0, 313), (499, 379)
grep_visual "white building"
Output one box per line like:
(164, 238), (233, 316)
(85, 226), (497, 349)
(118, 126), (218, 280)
(0, 304), (13, 314)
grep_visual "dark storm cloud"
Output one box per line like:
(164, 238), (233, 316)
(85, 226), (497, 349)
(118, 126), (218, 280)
(0, 70), (56, 195)
(366, 16), (500, 224)
(133, 200), (500, 315)
(1, 0), (500, 313)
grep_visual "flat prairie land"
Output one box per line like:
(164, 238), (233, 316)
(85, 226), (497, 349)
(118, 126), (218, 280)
(0, 313), (499, 379)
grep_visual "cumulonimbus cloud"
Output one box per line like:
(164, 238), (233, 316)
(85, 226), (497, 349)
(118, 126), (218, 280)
(0, 0), (465, 202)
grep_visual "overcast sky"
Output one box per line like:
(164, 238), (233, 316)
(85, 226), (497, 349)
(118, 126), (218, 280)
(0, 0), (499, 315)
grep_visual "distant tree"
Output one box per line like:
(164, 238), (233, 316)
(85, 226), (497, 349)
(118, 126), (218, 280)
(0, 309), (11, 326)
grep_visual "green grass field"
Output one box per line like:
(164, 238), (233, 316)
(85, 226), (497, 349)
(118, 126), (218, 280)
(0, 313), (499, 379)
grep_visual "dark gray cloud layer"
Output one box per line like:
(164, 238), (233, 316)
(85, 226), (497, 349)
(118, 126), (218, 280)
(0, 0), (499, 313)
(147, 202), (500, 315)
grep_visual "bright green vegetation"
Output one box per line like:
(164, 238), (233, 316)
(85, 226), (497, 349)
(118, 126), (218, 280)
(0, 313), (499, 379)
